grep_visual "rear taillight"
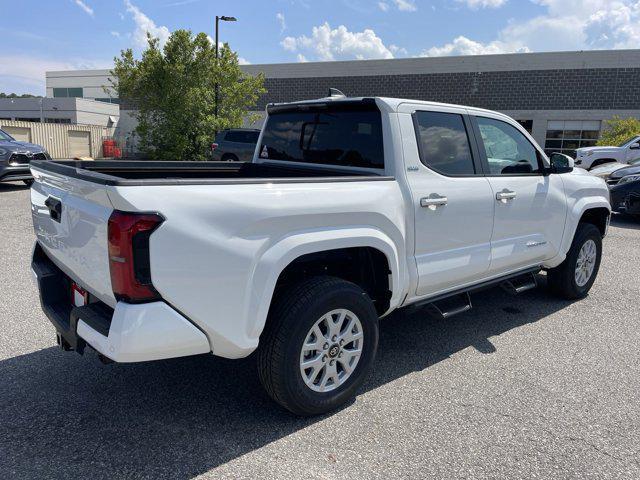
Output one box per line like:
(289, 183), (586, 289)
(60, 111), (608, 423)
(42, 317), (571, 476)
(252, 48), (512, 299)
(211, 142), (218, 151)
(107, 211), (164, 303)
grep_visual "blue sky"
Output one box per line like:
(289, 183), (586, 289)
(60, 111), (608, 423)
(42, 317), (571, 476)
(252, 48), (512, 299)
(2, 0), (639, 95)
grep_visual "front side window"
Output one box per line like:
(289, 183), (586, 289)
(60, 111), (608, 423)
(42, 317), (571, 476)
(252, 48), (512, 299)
(414, 111), (475, 175)
(476, 117), (542, 175)
(259, 105), (384, 169)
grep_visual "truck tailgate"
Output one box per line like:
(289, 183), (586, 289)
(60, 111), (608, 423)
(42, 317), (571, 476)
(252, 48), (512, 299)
(30, 164), (116, 307)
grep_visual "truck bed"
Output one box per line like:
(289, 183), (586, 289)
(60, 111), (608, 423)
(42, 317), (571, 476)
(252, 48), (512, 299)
(31, 160), (391, 186)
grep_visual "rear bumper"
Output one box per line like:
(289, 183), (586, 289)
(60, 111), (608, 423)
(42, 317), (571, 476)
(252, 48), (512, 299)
(32, 242), (211, 362)
(0, 163), (32, 182)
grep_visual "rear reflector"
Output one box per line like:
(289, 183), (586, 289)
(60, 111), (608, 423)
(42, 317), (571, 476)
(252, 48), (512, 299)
(211, 143), (218, 151)
(107, 211), (164, 303)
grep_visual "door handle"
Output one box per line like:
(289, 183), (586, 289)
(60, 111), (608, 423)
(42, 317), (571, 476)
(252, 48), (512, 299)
(420, 194), (448, 210)
(496, 190), (517, 203)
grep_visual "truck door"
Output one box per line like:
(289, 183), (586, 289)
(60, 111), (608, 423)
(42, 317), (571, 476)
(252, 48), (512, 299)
(470, 114), (567, 274)
(399, 105), (495, 297)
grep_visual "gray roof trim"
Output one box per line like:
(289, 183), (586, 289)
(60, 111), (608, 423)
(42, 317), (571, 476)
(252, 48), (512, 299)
(241, 49), (640, 78)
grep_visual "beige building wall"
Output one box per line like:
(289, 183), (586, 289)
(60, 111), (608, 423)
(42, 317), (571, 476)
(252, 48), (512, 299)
(0, 120), (112, 159)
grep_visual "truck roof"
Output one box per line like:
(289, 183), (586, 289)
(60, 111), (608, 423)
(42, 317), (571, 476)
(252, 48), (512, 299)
(267, 95), (513, 122)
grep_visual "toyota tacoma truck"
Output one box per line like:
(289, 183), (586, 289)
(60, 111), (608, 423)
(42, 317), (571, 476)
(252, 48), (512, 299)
(575, 134), (640, 170)
(30, 95), (611, 415)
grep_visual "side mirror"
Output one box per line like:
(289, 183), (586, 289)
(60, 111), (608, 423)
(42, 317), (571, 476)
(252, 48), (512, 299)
(629, 142), (640, 150)
(549, 152), (574, 174)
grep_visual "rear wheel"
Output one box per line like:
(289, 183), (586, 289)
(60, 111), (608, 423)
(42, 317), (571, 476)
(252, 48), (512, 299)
(258, 276), (379, 416)
(547, 223), (602, 299)
(23, 179), (34, 186)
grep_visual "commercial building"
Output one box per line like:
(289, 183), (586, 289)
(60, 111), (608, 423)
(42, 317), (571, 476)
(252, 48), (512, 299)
(45, 49), (640, 157)
(0, 97), (119, 127)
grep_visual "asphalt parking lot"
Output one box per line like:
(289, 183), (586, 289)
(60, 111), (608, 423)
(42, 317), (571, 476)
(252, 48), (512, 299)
(1, 181), (639, 479)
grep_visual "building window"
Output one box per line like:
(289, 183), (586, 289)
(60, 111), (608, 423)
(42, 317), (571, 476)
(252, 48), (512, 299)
(544, 120), (600, 158)
(45, 118), (72, 124)
(53, 87), (83, 98)
(15, 117), (40, 122)
(94, 97), (120, 104)
(516, 120), (533, 134)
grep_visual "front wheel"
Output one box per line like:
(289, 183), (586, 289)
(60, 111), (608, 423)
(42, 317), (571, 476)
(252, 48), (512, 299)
(257, 276), (379, 416)
(547, 223), (602, 299)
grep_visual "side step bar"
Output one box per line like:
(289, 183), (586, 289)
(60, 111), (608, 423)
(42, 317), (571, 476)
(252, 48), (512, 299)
(411, 267), (542, 320)
(500, 272), (537, 296)
(426, 292), (472, 320)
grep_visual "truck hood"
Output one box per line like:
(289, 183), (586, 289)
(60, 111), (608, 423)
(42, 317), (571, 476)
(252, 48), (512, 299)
(576, 146), (619, 155)
(0, 139), (46, 153)
(609, 163), (640, 180)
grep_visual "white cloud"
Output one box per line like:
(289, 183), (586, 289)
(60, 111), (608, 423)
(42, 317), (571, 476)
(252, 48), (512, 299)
(110, 31), (121, 38)
(458, 0), (507, 9)
(389, 44), (408, 56)
(296, 54), (308, 62)
(281, 22), (394, 61)
(74, 0), (94, 17)
(424, 0), (640, 56)
(124, 0), (170, 49)
(422, 36), (529, 56)
(393, 0), (417, 11)
(378, 1), (389, 11)
(238, 57), (250, 65)
(276, 12), (286, 33)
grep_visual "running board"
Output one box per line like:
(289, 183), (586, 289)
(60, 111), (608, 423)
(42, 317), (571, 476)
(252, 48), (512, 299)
(426, 292), (472, 320)
(500, 272), (537, 296)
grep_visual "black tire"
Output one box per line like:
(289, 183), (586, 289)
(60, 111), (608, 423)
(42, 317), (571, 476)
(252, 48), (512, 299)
(257, 276), (379, 416)
(547, 223), (602, 300)
(221, 153), (239, 162)
(23, 179), (34, 186)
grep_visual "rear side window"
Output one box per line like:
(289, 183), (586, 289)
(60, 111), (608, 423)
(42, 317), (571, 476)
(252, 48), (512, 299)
(414, 111), (476, 175)
(259, 105), (384, 169)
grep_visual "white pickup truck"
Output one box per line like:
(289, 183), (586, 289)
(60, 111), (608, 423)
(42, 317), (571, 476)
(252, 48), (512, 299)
(575, 135), (640, 170)
(30, 95), (610, 415)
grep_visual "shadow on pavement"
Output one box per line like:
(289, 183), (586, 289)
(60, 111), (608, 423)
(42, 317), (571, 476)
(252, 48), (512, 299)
(0, 182), (29, 193)
(610, 213), (640, 230)
(0, 277), (571, 479)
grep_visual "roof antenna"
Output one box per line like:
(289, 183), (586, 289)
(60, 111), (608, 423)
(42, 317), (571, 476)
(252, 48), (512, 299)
(328, 88), (346, 98)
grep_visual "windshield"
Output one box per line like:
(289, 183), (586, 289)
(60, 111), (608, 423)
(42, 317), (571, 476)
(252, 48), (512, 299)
(617, 136), (640, 147)
(0, 129), (15, 141)
(259, 103), (384, 169)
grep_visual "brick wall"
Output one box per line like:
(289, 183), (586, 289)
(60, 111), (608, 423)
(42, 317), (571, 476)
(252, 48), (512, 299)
(256, 68), (640, 111)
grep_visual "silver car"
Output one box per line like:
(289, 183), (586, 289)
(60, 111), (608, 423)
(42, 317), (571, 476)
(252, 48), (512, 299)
(210, 129), (260, 162)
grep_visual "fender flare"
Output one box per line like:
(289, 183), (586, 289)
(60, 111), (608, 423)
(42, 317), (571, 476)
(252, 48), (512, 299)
(243, 227), (406, 343)
(550, 197), (611, 267)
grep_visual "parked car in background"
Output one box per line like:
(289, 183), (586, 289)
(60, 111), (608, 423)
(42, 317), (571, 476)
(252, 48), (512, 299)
(589, 158), (640, 180)
(30, 96), (610, 415)
(210, 128), (260, 162)
(0, 129), (50, 185)
(575, 135), (640, 170)
(607, 163), (640, 216)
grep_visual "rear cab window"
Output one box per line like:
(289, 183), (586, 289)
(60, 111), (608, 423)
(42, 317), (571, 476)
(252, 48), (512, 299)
(258, 101), (384, 170)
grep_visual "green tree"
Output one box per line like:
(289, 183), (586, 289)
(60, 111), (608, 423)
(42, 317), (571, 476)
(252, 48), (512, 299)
(597, 116), (640, 146)
(112, 30), (265, 160)
(0, 93), (40, 98)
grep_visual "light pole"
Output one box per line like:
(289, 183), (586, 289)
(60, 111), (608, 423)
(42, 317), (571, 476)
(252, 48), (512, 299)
(214, 15), (237, 119)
